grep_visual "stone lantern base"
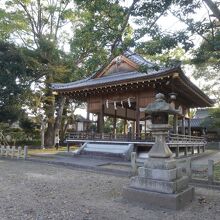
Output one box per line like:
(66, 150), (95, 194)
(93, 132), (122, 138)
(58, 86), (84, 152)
(123, 158), (194, 210)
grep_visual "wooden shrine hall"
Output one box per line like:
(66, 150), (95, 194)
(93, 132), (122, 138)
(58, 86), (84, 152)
(52, 50), (214, 158)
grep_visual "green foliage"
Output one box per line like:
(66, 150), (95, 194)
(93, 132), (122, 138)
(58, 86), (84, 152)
(70, 0), (130, 77)
(210, 108), (220, 128)
(136, 32), (193, 56)
(0, 41), (34, 122)
(0, 122), (40, 146)
(19, 116), (38, 134)
(1, 0), (219, 142)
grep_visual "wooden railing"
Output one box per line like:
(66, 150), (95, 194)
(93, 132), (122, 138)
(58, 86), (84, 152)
(66, 132), (206, 158)
(67, 132), (154, 142)
(167, 133), (206, 157)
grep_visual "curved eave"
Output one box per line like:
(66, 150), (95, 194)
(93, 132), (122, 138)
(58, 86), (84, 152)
(177, 68), (214, 107)
(52, 67), (177, 92)
(52, 66), (214, 108)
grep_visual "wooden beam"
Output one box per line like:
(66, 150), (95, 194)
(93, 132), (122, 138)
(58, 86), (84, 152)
(135, 94), (140, 139)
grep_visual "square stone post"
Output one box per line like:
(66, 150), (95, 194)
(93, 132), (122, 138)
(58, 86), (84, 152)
(208, 160), (214, 184)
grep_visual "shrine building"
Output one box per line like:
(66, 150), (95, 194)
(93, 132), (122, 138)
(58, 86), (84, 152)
(52, 50), (214, 158)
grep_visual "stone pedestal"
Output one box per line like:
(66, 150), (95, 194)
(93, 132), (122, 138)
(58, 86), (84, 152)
(123, 158), (194, 210)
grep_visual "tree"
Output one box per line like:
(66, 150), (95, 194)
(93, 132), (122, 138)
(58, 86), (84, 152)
(2, 0), (134, 147)
(0, 41), (35, 123)
(127, 0), (220, 104)
(2, 0), (77, 146)
(70, 0), (137, 77)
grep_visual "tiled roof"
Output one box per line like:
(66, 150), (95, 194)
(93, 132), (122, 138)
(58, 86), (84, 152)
(194, 109), (210, 119)
(123, 50), (156, 68)
(51, 68), (174, 90)
(51, 49), (214, 107)
(52, 49), (163, 90)
(188, 118), (205, 128)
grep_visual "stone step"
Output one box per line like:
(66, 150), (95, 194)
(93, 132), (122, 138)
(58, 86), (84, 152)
(81, 143), (133, 160)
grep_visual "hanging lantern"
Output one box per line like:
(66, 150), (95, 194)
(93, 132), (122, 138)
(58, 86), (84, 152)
(128, 98), (131, 107)
(121, 101), (124, 108)
(114, 101), (117, 110)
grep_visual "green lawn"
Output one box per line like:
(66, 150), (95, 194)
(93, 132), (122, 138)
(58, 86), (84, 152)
(28, 146), (78, 155)
(214, 162), (220, 181)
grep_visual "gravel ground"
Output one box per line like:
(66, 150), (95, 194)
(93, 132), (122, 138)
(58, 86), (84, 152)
(0, 159), (220, 220)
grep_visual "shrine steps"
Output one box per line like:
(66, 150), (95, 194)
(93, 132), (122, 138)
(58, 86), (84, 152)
(78, 142), (134, 160)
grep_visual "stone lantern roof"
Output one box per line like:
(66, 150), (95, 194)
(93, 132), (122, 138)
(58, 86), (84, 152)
(140, 93), (180, 115)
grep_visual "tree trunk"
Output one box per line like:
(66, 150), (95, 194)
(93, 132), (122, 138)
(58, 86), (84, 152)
(41, 119), (45, 149)
(44, 73), (55, 147)
(45, 122), (55, 147)
(203, 0), (220, 21)
(60, 120), (69, 143)
(54, 96), (66, 138)
(44, 96), (66, 147)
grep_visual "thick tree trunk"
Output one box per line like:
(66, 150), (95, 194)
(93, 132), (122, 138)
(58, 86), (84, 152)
(44, 96), (66, 147)
(40, 118), (45, 148)
(60, 120), (69, 143)
(54, 96), (66, 138)
(45, 122), (55, 147)
(44, 73), (55, 147)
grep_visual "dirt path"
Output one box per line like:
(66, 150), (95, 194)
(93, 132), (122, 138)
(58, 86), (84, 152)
(0, 159), (219, 220)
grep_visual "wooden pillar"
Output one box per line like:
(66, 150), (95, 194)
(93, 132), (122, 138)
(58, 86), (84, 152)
(124, 108), (128, 135)
(188, 109), (191, 136)
(135, 95), (140, 139)
(87, 104), (90, 120)
(132, 121), (135, 139)
(173, 114), (178, 134)
(113, 110), (117, 137)
(97, 104), (104, 133)
(76, 122), (79, 132)
(184, 147), (188, 156)
(181, 117), (185, 135)
(86, 107), (90, 131)
(144, 115), (147, 139)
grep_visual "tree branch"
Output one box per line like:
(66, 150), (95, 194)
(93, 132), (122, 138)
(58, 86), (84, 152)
(110, 0), (140, 54)
(17, 0), (39, 45)
(203, 0), (220, 21)
(170, 10), (213, 45)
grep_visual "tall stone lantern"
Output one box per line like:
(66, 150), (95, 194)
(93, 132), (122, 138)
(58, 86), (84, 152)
(123, 93), (194, 210)
(143, 93), (176, 158)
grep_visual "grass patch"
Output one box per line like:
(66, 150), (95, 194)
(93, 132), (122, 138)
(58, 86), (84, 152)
(28, 146), (78, 155)
(214, 162), (220, 181)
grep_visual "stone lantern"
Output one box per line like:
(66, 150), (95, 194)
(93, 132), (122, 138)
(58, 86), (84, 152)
(123, 93), (194, 210)
(141, 93), (178, 158)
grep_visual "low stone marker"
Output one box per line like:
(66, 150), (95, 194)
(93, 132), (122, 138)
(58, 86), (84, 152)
(123, 94), (194, 210)
(131, 152), (138, 175)
(24, 146), (28, 160)
(208, 160), (214, 184)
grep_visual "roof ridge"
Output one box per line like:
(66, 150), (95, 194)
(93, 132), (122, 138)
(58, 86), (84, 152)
(123, 49), (157, 68)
